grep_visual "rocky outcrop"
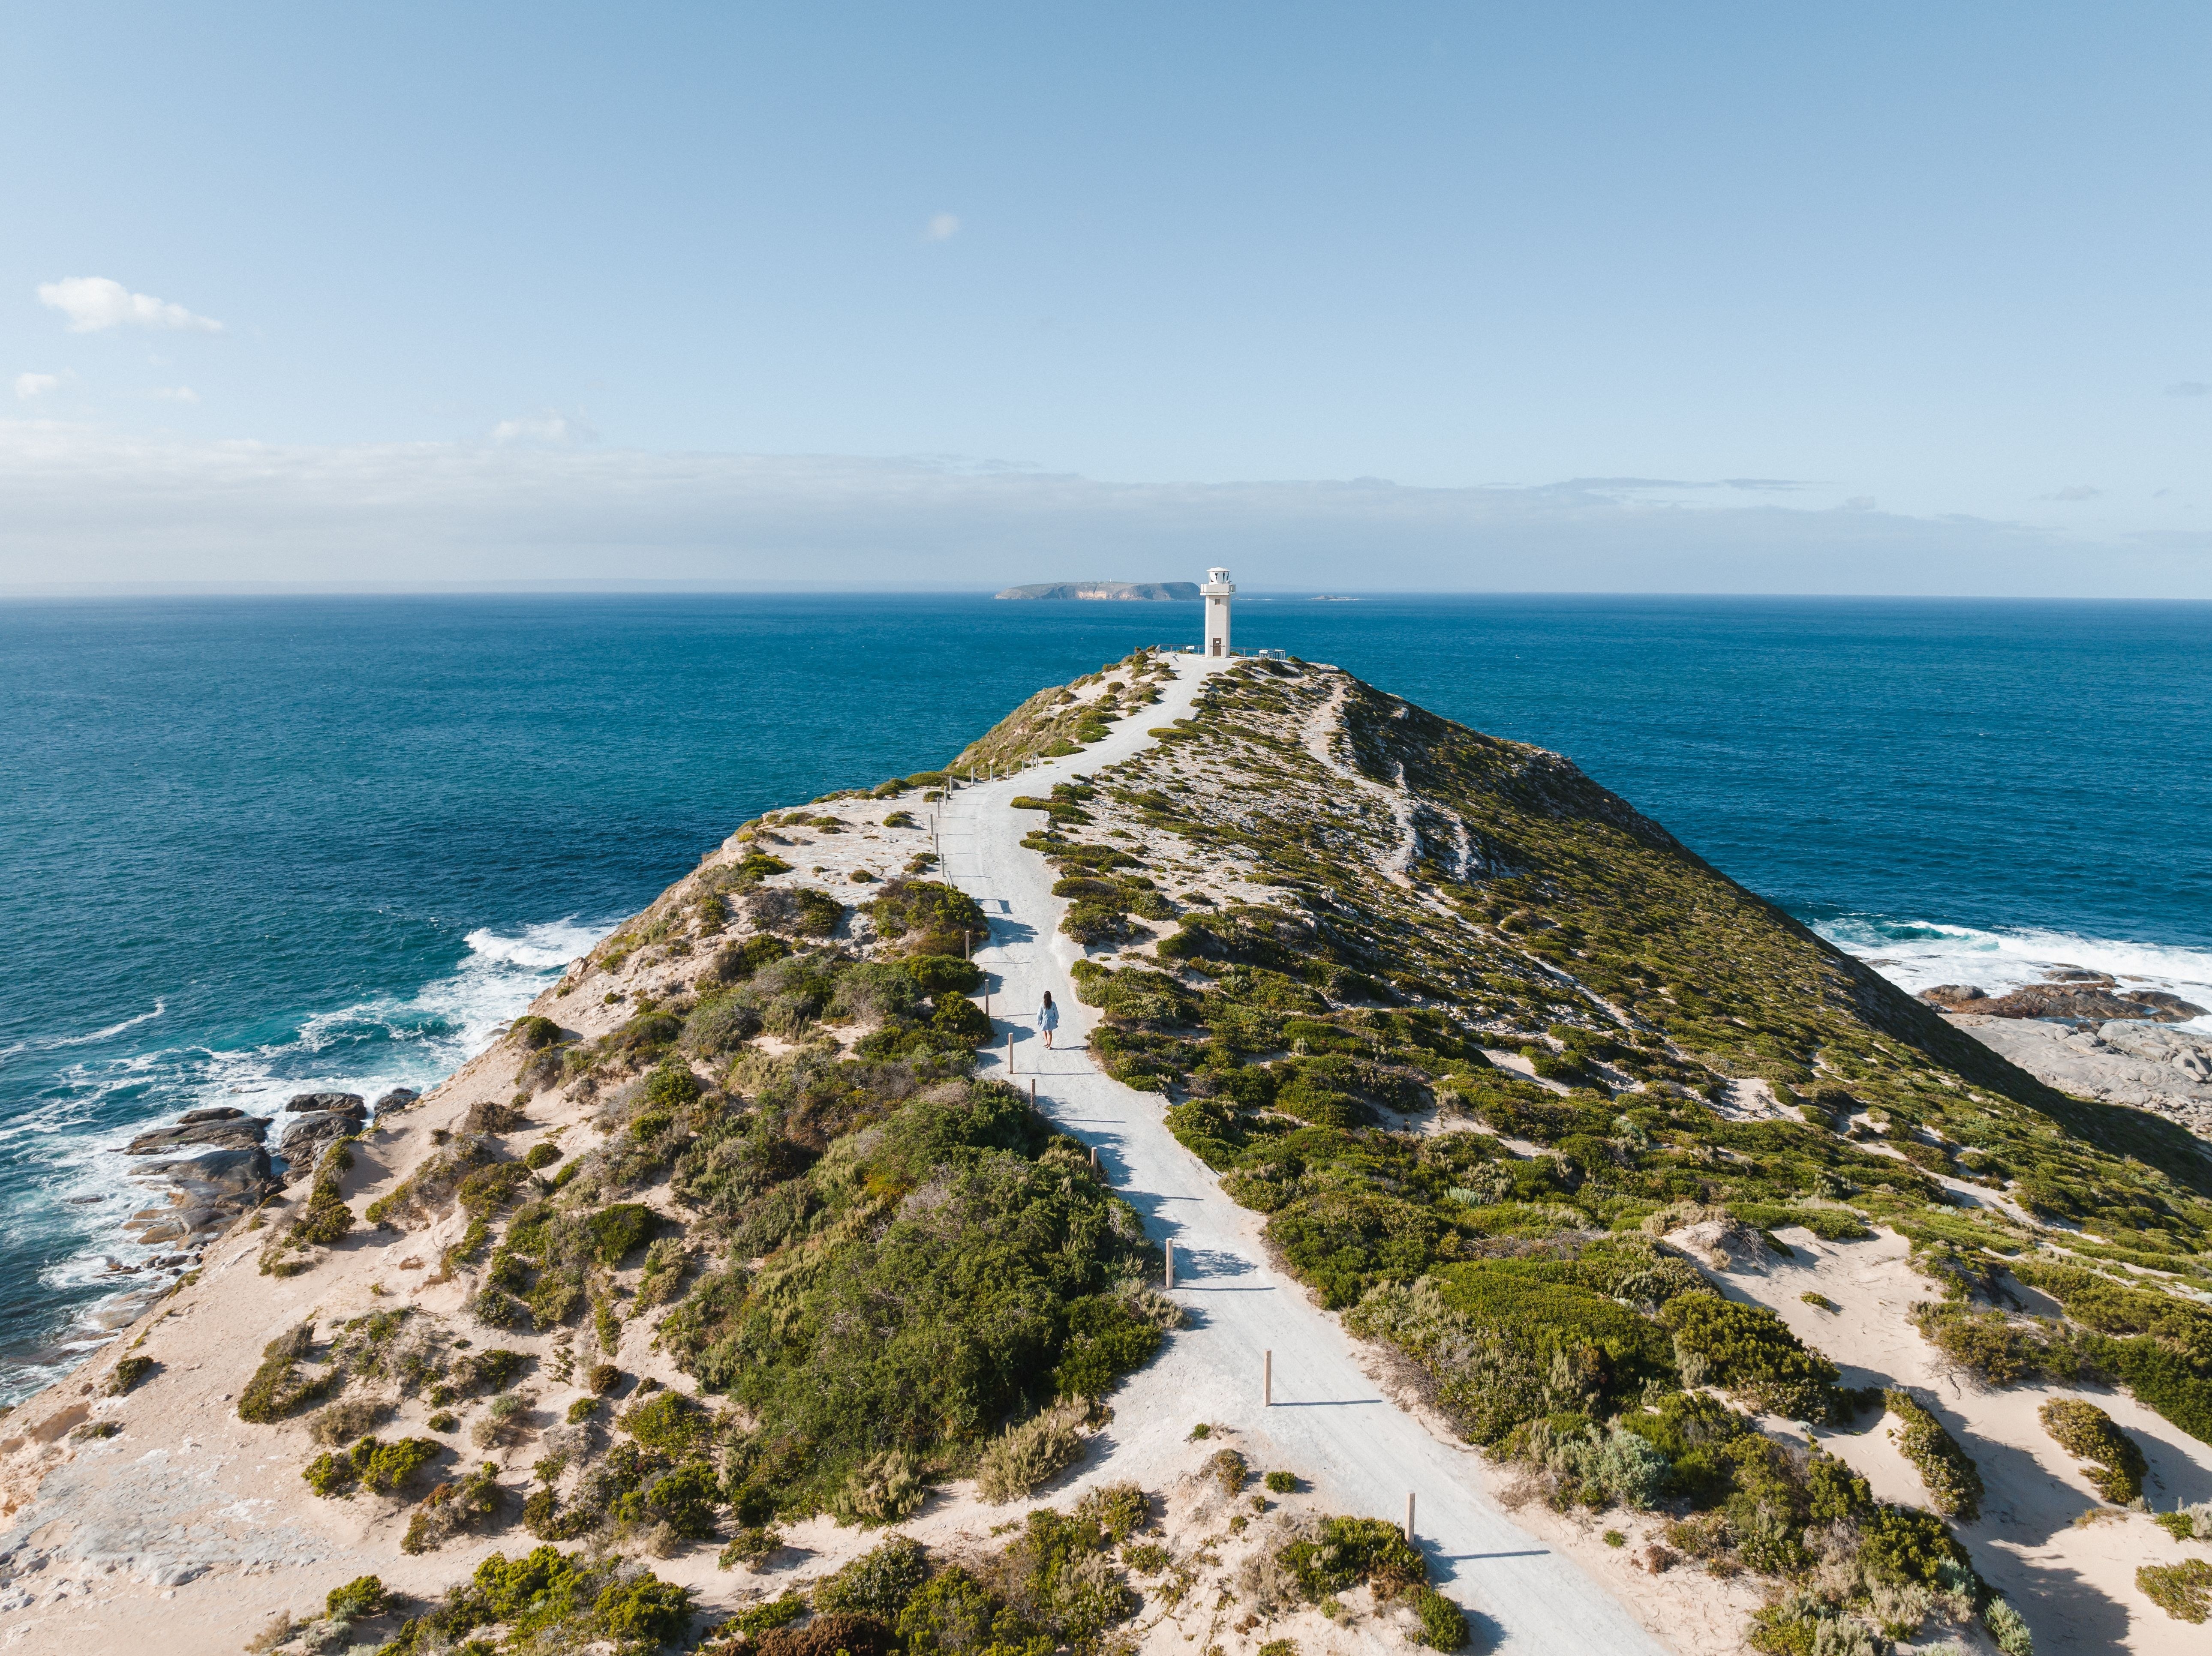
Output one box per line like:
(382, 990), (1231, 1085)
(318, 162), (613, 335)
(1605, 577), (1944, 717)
(1946, 1013), (2212, 1141)
(123, 1146), (278, 1246)
(123, 1108), (269, 1156)
(276, 1093), (367, 1182)
(1920, 976), (2206, 1024)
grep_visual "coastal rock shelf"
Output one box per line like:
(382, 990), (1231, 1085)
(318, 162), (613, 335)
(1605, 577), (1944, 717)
(2, 650), (2209, 1656)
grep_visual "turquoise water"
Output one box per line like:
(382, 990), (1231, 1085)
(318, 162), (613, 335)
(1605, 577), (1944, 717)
(1, 593), (2206, 1392)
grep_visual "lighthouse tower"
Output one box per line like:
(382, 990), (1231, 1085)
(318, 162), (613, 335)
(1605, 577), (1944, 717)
(1200, 566), (1234, 657)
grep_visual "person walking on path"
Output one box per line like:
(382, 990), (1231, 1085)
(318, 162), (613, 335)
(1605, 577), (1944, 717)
(1039, 990), (1060, 1049)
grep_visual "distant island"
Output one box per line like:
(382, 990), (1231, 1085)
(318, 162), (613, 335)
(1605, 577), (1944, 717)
(994, 580), (1199, 601)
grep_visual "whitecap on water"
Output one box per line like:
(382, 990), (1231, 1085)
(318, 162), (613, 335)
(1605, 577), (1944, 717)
(0, 912), (617, 1400)
(1815, 913), (2212, 1032)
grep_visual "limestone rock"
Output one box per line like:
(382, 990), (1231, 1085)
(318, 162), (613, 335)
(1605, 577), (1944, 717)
(1945, 1012), (2212, 1141)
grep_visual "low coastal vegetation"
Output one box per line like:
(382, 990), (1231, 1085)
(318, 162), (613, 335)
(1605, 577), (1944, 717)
(68, 646), (2212, 1656)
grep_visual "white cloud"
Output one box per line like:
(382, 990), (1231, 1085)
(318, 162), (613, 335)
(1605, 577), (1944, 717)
(924, 213), (960, 241)
(0, 426), (2195, 597)
(490, 411), (596, 445)
(149, 385), (200, 403)
(14, 372), (61, 400)
(2048, 484), (2102, 502)
(36, 276), (223, 333)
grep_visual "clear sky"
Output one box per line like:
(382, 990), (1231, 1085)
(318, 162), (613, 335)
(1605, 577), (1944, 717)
(4, 2), (2208, 593)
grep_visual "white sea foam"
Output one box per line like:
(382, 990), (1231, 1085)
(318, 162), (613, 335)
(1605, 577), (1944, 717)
(35, 999), (166, 1050)
(1814, 913), (2212, 1032)
(0, 913), (617, 1393)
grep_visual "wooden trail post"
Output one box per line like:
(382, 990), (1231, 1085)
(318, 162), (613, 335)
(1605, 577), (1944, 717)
(1005, 1032), (1014, 1074)
(983, 993), (990, 1021)
(1164, 1240), (1174, 1290)
(1264, 1350), (1272, 1406)
(964, 930), (972, 960)
(1406, 1491), (1415, 1539)
(1088, 1144), (1099, 1171)
(1030, 1079), (1037, 1105)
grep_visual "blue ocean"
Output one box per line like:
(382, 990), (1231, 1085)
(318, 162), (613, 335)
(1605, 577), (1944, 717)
(2, 593), (2207, 1395)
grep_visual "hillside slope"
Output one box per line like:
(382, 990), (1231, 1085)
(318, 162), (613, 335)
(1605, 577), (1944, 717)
(2, 651), (2208, 1656)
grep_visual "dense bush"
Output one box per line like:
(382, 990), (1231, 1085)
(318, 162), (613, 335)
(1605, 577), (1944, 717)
(655, 1081), (1158, 1517)
(1277, 1515), (1426, 1600)
(867, 879), (988, 957)
(1661, 1291), (1848, 1422)
(2039, 1397), (2146, 1501)
(1884, 1389), (1983, 1521)
(325, 1575), (388, 1620)
(816, 1535), (932, 1621)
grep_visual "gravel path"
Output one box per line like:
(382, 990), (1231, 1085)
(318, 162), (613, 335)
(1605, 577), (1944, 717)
(935, 654), (1663, 1656)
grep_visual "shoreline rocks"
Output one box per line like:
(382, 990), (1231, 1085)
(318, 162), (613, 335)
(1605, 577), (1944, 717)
(1920, 974), (2206, 1025)
(1944, 1012), (2212, 1141)
(276, 1092), (367, 1182)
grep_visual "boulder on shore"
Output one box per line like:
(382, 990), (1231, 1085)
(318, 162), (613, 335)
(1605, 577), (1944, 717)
(1919, 978), (2205, 1024)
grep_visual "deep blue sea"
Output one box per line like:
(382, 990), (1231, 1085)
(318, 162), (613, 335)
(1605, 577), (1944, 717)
(2, 593), (2207, 1395)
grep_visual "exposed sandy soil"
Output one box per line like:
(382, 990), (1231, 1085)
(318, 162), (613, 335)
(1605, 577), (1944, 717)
(1670, 1221), (2212, 1654)
(3, 651), (2208, 1656)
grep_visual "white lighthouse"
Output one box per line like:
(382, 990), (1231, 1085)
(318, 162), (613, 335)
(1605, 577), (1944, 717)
(1200, 566), (1234, 657)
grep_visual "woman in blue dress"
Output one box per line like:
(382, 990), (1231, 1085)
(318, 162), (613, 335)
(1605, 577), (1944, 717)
(1039, 990), (1060, 1049)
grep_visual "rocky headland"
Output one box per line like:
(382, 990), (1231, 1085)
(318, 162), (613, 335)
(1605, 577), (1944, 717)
(2, 651), (2208, 1656)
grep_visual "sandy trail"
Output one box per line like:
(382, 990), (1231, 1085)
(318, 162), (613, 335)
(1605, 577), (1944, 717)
(935, 655), (1663, 1656)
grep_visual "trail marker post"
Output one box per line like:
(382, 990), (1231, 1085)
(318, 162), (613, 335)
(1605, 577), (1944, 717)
(1005, 1032), (1014, 1073)
(1264, 1350), (1272, 1406)
(1030, 1079), (1037, 1105)
(1164, 1240), (1175, 1289)
(1406, 1492), (1415, 1539)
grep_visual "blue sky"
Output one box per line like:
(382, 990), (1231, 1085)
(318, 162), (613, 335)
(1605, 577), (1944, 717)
(3, 2), (2208, 592)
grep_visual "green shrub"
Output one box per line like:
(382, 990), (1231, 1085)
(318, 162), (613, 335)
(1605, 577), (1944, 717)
(1277, 1515), (1425, 1600)
(717, 1527), (785, 1569)
(1411, 1586), (1467, 1650)
(326, 1575), (388, 1620)
(1062, 902), (1133, 945)
(523, 1142), (562, 1170)
(1984, 1596), (2035, 1656)
(1857, 1503), (1966, 1587)
(402, 1462), (508, 1554)
(1265, 1470), (1297, 1493)
(867, 879), (986, 956)
(904, 954), (983, 996)
(930, 993), (993, 1047)
(619, 1389), (712, 1457)
(2137, 1559), (2212, 1623)
(592, 1573), (697, 1644)
(816, 1534), (931, 1620)
(2039, 1397), (2146, 1501)
(512, 1015), (564, 1050)
(360, 1436), (443, 1494)
(106, 1356), (156, 1396)
(238, 1324), (334, 1424)
(1884, 1389), (1983, 1521)
(1661, 1290), (1845, 1422)
(586, 1202), (656, 1265)
(711, 934), (793, 984)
